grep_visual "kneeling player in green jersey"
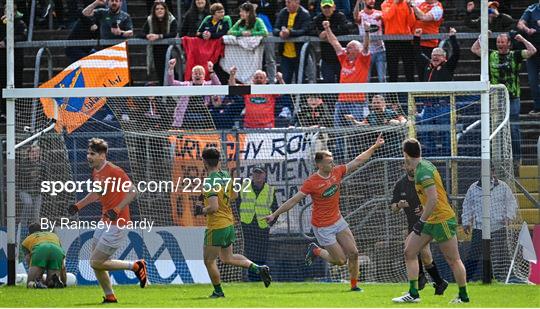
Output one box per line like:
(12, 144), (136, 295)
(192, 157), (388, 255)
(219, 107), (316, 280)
(196, 147), (271, 298)
(392, 139), (469, 304)
(21, 223), (66, 289)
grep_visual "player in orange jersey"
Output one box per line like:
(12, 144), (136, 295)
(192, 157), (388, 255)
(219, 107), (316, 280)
(68, 138), (147, 303)
(265, 134), (384, 291)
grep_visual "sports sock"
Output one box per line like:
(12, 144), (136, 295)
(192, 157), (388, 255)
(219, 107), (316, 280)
(417, 256), (425, 276)
(459, 285), (469, 300)
(214, 284), (223, 294)
(409, 279), (419, 297)
(425, 261), (444, 285)
(351, 278), (358, 289)
(313, 247), (322, 256)
(248, 263), (260, 274)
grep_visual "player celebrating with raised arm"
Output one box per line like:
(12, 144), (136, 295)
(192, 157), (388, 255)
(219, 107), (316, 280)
(392, 138), (469, 304)
(265, 134), (384, 292)
(197, 147), (271, 298)
(67, 138), (147, 303)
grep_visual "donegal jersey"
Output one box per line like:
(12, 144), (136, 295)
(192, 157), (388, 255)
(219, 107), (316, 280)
(22, 231), (61, 253)
(415, 159), (455, 223)
(92, 161), (131, 224)
(204, 170), (235, 229)
(300, 165), (347, 228)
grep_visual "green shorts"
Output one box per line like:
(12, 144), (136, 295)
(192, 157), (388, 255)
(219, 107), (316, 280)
(422, 217), (457, 243)
(30, 243), (65, 270)
(204, 225), (236, 248)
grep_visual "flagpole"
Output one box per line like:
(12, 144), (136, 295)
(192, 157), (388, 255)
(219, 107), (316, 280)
(505, 239), (520, 284)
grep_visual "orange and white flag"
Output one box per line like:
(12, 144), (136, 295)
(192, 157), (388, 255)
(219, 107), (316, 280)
(40, 42), (130, 133)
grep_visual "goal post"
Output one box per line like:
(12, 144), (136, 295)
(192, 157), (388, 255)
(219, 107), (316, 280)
(4, 81), (529, 285)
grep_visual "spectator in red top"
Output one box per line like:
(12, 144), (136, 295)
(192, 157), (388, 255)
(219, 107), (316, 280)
(381, 0), (416, 82)
(409, 0), (444, 82)
(323, 19), (370, 161)
(228, 67), (287, 128)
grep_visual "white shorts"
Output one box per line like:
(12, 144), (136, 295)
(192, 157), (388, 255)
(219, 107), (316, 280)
(312, 217), (349, 247)
(92, 224), (126, 256)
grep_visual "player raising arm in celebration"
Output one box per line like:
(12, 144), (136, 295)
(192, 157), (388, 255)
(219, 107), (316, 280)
(68, 138), (147, 303)
(197, 147), (271, 298)
(392, 138), (469, 304)
(265, 134), (384, 292)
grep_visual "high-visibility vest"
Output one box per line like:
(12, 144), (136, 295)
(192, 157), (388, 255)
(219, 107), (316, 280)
(239, 183), (274, 229)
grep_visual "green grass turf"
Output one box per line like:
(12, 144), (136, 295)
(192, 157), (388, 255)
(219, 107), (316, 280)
(1, 282), (539, 307)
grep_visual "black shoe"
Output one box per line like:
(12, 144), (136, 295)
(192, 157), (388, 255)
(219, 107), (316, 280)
(434, 280), (448, 295)
(209, 291), (225, 298)
(49, 273), (65, 288)
(418, 272), (427, 291)
(259, 265), (272, 288)
(102, 296), (118, 303)
(305, 242), (319, 266)
(351, 286), (363, 292)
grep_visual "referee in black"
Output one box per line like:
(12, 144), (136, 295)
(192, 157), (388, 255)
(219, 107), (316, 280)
(390, 170), (448, 295)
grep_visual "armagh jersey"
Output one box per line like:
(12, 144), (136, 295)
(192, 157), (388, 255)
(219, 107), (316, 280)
(92, 161), (131, 224)
(204, 170), (235, 229)
(414, 159), (455, 223)
(300, 165), (347, 227)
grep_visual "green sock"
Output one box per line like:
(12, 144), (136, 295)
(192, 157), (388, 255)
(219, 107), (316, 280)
(409, 280), (419, 297)
(248, 263), (260, 274)
(213, 284), (223, 294)
(459, 285), (468, 299)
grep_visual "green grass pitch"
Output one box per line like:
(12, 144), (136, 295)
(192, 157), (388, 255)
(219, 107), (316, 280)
(1, 282), (539, 307)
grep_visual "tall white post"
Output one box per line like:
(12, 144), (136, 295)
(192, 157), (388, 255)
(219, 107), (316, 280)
(480, 0), (492, 284)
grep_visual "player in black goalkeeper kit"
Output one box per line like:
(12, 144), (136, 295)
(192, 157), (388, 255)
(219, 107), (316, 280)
(390, 170), (448, 295)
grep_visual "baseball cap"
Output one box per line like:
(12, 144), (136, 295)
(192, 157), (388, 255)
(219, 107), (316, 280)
(321, 0), (334, 7)
(252, 164), (266, 173)
(488, 1), (499, 8)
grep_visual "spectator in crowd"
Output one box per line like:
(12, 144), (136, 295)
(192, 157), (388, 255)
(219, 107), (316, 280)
(239, 165), (278, 281)
(410, 0), (444, 82)
(249, 0), (277, 84)
(471, 32), (537, 173)
(354, 0), (386, 82)
(518, 3), (540, 116)
(295, 94), (333, 128)
(208, 95), (244, 129)
(142, 1), (178, 85)
(414, 27), (459, 82)
(461, 167), (518, 282)
(323, 19), (370, 161)
(0, 2), (27, 122)
(82, 0), (133, 40)
(167, 59), (221, 129)
(414, 27), (459, 156)
(381, 0), (415, 82)
(181, 0), (210, 37)
(18, 145), (45, 226)
(465, 1), (514, 33)
(197, 2), (231, 39)
(312, 0), (351, 84)
(229, 66), (287, 128)
(294, 94), (332, 151)
(273, 0), (311, 84)
(345, 94), (406, 126)
(146, 0), (174, 16)
(228, 2), (267, 36)
(65, 12), (98, 63)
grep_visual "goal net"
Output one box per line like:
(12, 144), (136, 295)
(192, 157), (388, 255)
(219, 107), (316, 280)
(5, 82), (530, 285)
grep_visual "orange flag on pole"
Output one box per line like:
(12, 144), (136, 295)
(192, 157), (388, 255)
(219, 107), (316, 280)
(40, 42), (130, 133)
